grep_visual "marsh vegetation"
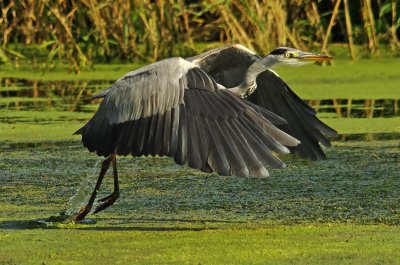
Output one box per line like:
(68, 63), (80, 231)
(1, 0), (399, 71)
(0, 1), (399, 264)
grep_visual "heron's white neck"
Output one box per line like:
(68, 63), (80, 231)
(230, 55), (278, 98)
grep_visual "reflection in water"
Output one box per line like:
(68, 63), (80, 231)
(1, 77), (399, 118)
(308, 99), (399, 118)
(1, 78), (113, 112)
(338, 132), (400, 141)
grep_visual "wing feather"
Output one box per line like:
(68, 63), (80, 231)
(143, 113), (158, 156)
(247, 70), (337, 160)
(168, 106), (180, 156)
(203, 118), (230, 176)
(217, 121), (249, 177)
(153, 110), (165, 155)
(186, 111), (202, 169)
(103, 57), (193, 124)
(76, 54), (304, 177)
(162, 109), (172, 155)
(227, 120), (269, 176)
(189, 45), (337, 160)
(174, 105), (188, 165)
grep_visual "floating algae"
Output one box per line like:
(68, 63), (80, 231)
(25, 160), (103, 226)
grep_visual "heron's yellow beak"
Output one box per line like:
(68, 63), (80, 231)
(298, 52), (333, 62)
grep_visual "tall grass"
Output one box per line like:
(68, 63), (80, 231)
(0, 0), (399, 70)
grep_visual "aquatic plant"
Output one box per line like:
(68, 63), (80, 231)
(0, 0), (399, 70)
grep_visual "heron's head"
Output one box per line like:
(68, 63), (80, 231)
(266, 47), (333, 66)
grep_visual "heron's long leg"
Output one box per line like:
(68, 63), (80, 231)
(69, 154), (114, 222)
(93, 155), (120, 214)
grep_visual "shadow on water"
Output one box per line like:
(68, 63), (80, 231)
(0, 217), (226, 231)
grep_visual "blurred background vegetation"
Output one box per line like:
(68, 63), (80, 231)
(1, 0), (399, 72)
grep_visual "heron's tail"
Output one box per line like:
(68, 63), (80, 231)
(74, 107), (116, 157)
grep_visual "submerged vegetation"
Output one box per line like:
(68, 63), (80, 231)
(1, 0), (399, 71)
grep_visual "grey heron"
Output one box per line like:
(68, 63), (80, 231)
(70, 44), (336, 222)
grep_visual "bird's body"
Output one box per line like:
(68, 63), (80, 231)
(70, 44), (336, 222)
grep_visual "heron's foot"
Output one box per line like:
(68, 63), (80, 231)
(93, 192), (119, 214)
(68, 206), (91, 223)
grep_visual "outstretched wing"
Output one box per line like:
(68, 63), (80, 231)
(247, 71), (337, 160)
(75, 57), (299, 177)
(190, 44), (337, 160)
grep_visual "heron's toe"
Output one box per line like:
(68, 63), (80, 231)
(93, 193), (119, 214)
(68, 206), (91, 223)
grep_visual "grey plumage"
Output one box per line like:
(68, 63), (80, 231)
(70, 44), (337, 222)
(76, 44), (336, 178)
(189, 44), (337, 160)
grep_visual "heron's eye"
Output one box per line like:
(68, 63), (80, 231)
(285, 52), (294, 58)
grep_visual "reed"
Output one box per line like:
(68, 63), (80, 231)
(0, 0), (398, 69)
